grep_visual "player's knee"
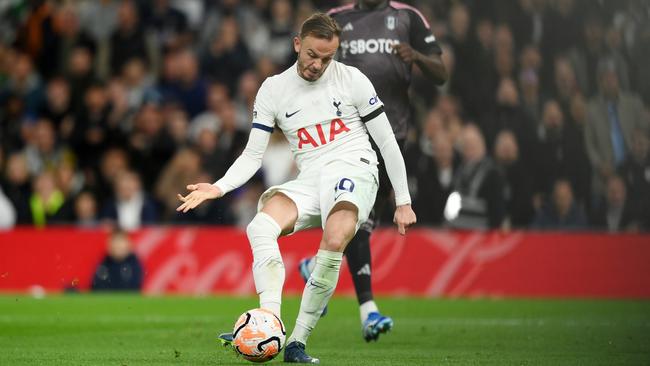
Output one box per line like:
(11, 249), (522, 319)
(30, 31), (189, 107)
(321, 235), (348, 252)
(247, 212), (282, 243)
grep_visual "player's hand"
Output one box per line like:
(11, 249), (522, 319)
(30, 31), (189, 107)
(393, 43), (419, 64)
(176, 183), (223, 213)
(394, 204), (417, 235)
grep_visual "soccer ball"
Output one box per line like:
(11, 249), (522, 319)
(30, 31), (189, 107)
(232, 308), (286, 363)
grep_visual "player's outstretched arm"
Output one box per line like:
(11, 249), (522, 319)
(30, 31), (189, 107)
(176, 127), (271, 213)
(364, 109), (417, 235)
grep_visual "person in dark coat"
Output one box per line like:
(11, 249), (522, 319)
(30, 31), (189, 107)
(91, 230), (143, 291)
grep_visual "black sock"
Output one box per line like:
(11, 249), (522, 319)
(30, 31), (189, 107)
(344, 229), (373, 305)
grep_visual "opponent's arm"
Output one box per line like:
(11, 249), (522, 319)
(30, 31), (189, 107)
(393, 7), (447, 85)
(364, 107), (416, 234)
(393, 44), (447, 85)
(176, 126), (271, 213)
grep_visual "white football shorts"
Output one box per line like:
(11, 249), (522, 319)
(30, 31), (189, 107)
(257, 159), (378, 234)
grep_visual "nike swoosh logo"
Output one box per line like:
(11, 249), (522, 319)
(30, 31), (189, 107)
(285, 110), (301, 118)
(334, 193), (344, 201)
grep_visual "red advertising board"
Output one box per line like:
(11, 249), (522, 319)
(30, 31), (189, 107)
(0, 227), (649, 298)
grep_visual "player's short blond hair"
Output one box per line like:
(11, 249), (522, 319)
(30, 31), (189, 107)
(299, 13), (341, 40)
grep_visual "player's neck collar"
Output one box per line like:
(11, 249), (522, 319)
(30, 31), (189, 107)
(356, 1), (390, 11)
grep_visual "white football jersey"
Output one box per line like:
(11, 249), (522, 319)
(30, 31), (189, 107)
(252, 60), (384, 173)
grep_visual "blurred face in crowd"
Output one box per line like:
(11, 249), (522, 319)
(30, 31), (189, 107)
(432, 133), (453, 168)
(6, 153), (29, 185)
(55, 161), (76, 195)
(460, 125), (486, 164)
(553, 180), (574, 217)
(115, 171), (141, 201)
(197, 128), (218, 154)
(137, 104), (164, 136)
(449, 4), (470, 39)
(122, 58), (147, 86)
(494, 130), (519, 165)
(599, 69), (620, 99)
(271, 0), (293, 24)
(118, 1), (138, 31)
(85, 86), (108, 113)
(13, 53), (33, 81)
(520, 45), (541, 71)
(166, 107), (189, 144)
(53, 5), (80, 37)
(476, 19), (494, 49)
(176, 50), (199, 84)
(219, 102), (238, 131)
(519, 69), (539, 100)
(216, 17), (240, 51)
(75, 192), (97, 221)
(238, 72), (260, 102)
(423, 110), (444, 140)
(33, 171), (58, 199)
(606, 176), (626, 208)
(542, 100), (564, 130)
(497, 78), (519, 106)
(46, 78), (70, 110)
(108, 232), (132, 262)
(554, 57), (577, 98)
(294, 34), (339, 82)
(101, 148), (129, 183)
(34, 120), (56, 154)
(69, 47), (92, 76)
(207, 82), (230, 112)
(570, 94), (587, 125)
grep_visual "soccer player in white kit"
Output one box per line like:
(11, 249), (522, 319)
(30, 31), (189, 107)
(176, 13), (416, 364)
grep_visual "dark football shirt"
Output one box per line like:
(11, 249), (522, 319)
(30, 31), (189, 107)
(329, 1), (442, 140)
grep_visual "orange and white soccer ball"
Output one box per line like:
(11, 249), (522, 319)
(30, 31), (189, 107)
(232, 308), (286, 363)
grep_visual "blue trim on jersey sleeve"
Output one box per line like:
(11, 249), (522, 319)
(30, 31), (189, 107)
(252, 123), (274, 133)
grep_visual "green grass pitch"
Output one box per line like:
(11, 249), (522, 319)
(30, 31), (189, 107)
(0, 294), (648, 365)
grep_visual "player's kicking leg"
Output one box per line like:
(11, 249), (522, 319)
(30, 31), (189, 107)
(218, 193), (297, 350)
(285, 202), (359, 364)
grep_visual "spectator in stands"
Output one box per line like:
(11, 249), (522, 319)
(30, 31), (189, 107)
(200, 16), (253, 95)
(618, 132), (650, 230)
(413, 131), (457, 226)
(23, 119), (75, 176)
(567, 11), (628, 97)
(40, 4), (96, 79)
(74, 190), (99, 228)
(160, 49), (207, 118)
(1, 51), (43, 115)
(144, 0), (191, 52)
(91, 229), (143, 291)
(534, 100), (590, 204)
(585, 60), (649, 197)
(533, 179), (587, 230)
(590, 175), (640, 232)
(447, 124), (505, 229)
(29, 170), (74, 227)
(38, 77), (74, 141)
(100, 169), (157, 231)
(95, 147), (130, 202)
(128, 103), (175, 191)
(70, 83), (112, 170)
(155, 147), (203, 220)
(0, 185), (17, 230)
(108, 0), (153, 76)
(494, 130), (535, 228)
(2, 152), (31, 224)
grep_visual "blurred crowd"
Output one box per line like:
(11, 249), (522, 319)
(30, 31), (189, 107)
(0, 0), (649, 232)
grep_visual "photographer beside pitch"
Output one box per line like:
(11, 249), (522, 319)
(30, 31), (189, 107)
(177, 13), (415, 364)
